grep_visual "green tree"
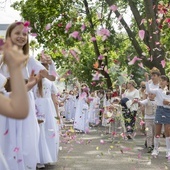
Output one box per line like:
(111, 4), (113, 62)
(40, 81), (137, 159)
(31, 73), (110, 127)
(12, 0), (167, 89)
(105, 0), (170, 74)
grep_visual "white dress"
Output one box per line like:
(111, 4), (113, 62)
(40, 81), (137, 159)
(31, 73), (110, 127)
(0, 57), (46, 170)
(65, 94), (75, 121)
(33, 78), (59, 164)
(0, 74), (10, 170)
(102, 97), (113, 126)
(88, 96), (100, 124)
(74, 92), (89, 132)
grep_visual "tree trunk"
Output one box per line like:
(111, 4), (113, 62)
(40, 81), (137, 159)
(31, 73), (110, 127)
(105, 0), (165, 74)
(143, 0), (165, 74)
(83, 0), (112, 89)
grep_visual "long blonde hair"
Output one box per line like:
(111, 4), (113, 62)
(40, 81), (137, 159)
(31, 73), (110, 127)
(5, 22), (29, 55)
(1, 22), (30, 68)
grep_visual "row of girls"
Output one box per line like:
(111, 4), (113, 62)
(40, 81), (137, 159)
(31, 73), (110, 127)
(59, 84), (101, 133)
(0, 22), (60, 170)
(58, 83), (126, 136)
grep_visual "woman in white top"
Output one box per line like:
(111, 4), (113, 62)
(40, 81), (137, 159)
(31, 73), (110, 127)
(121, 80), (139, 139)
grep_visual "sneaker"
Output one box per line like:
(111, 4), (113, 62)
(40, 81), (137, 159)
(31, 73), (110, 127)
(127, 134), (133, 140)
(36, 164), (45, 169)
(151, 149), (159, 156)
(166, 150), (170, 158)
(147, 147), (153, 153)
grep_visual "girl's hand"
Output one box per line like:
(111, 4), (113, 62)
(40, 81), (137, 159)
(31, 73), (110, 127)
(27, 70), (42, 90)
(163, 99), (170, 105)
(40, 54), (52, 65)
(133, 98), (139, 104)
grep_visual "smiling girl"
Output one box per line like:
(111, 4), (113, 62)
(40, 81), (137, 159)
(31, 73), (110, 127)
(0, 21), (56, 170)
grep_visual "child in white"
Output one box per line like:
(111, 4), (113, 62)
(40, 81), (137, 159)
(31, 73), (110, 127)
(88, 91), (100, 125)
(102, 91), (113, 127)
(74, 84), (89, 133)
(33, 78), (59, 167)
(138, 93), (157, 153)
(109, 97), (126, 138)
(65, 90), (75, 121)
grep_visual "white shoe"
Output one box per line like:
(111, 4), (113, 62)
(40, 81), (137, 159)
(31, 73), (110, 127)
(36, 164), (45, 169)
(166, 150), (170, 158)
(151, 149), (159, 156)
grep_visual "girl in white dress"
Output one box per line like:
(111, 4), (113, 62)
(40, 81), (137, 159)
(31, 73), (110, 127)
(74, 83), (90, 133)
(33, 70), (59, 167)
(0, 22), (56, 170)
(65, 90), (75, 121)
(0, 39), (29, 170)
(88, 91), (100, 125)
(102, 91), (113, 127)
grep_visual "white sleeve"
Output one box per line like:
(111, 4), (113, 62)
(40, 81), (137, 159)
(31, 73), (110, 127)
(134, 89), (140, 99)
(48, 61), (57, 76)
(146, 82), (158, 95)
(27, 57), (46, 75)
(139, 99), (148, 106)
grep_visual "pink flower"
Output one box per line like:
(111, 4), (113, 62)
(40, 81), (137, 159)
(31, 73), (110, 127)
(138, 62), (145, 69)
(140, 120), (145, 126)
(97, 28), (110, 37)
(100, 139), (105, 144)
(161, 59), (166, 68)
(110, 5), (118, 12)
(14, 147), (20, 152)
(0, 38), (4, 47)
(80, 92), (87, 99)
(22, 27), (30, 33)
(97, 28), (110, 41)
(70, 49), (79, 61)
(81, 24), (86, 32)
(98, 55), (104, 60)
(61, 49), (68, 57)
(166, 18), (170, 23)
(30, 33), (37, 37)
(139, 30), (145, 40)
(65, 22), (72, 33)
(92, 72), (103, 81)
(69, 31), (81, 40)
(23, 21), (30, 27)
(128, 56), (142, 65)
(91, 37), (96, 41)
(58, 23), (63, 27)
(45, 23), (51, 31)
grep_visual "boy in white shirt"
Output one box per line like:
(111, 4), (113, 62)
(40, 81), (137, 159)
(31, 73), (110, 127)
(138, 93), (157, 153)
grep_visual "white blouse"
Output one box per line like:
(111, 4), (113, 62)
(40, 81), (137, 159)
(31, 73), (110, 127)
(146, 82), (166, 107)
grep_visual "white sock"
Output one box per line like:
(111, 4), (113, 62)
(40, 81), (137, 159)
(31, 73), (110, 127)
(166, 137), (170, 151)
(154, 136), (160, 149)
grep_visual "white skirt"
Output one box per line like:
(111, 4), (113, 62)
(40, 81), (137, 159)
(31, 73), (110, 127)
(0, 91), (40, 170)
(35, 97), (59, 164)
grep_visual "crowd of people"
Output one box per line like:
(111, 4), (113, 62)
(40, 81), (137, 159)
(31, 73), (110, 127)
(0, 20), (170, 170)
(57, 67), (170, 159)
